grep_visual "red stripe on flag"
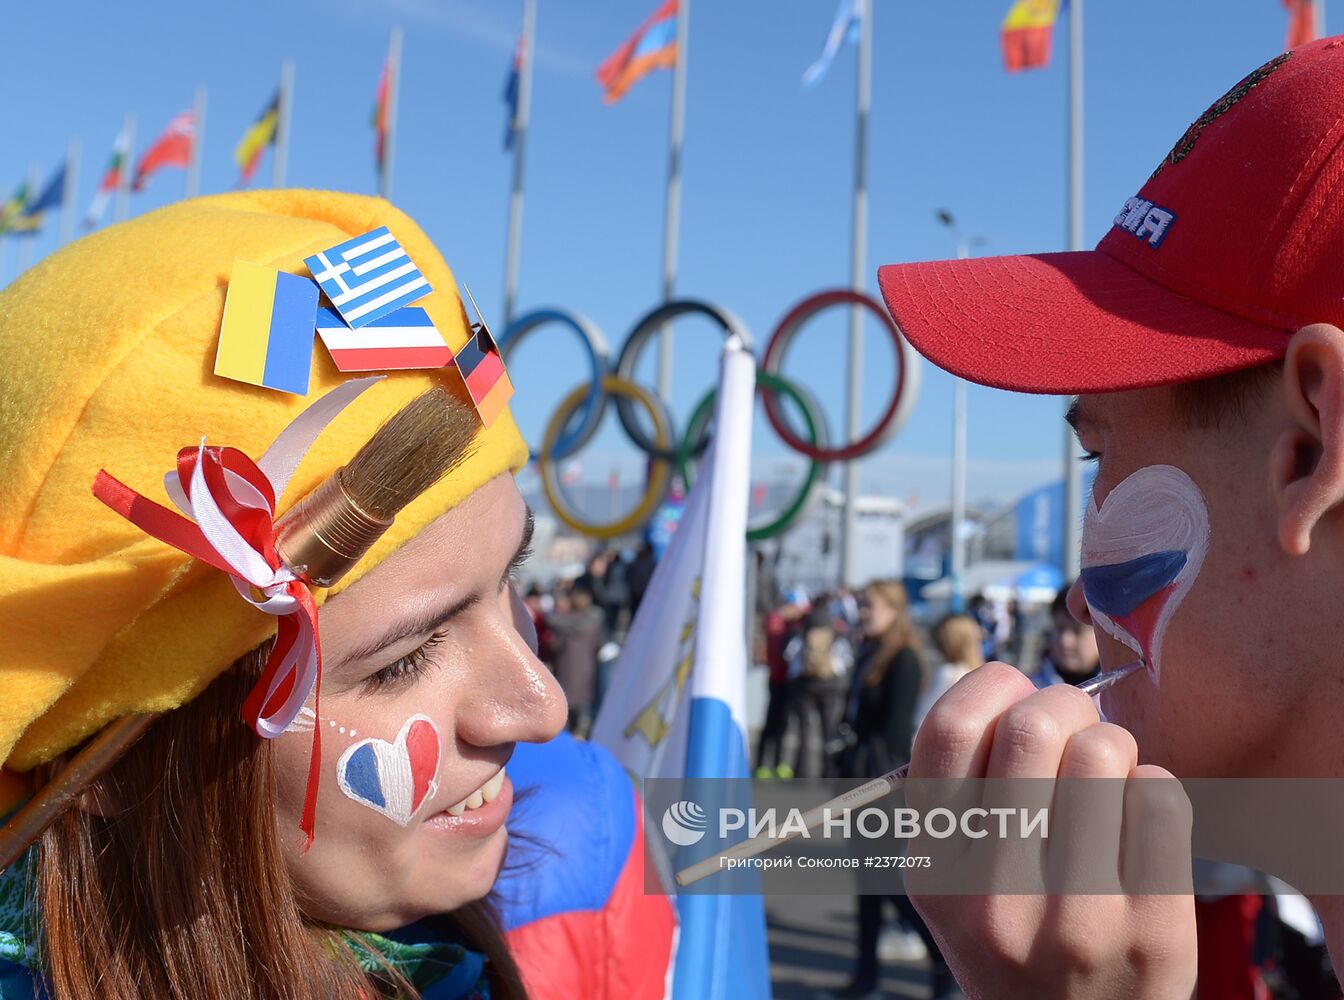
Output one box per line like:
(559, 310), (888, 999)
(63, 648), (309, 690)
(325, 345), (455, 372)
(464, 350), (505, 400)
(1002, 25), (1054, 71)
(1285, 0), (1316, 49)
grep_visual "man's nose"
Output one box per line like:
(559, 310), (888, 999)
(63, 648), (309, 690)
(1065, 578), (1093, 626)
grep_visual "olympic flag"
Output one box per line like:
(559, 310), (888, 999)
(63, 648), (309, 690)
(591, 337), (770, 999)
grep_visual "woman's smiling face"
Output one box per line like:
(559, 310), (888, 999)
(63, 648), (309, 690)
(272, 474), (567, 931)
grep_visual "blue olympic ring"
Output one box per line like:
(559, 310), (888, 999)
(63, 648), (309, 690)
(497, 308), (609, 460)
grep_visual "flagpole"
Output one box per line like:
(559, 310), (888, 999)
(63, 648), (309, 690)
(503, 0), (536, 329)
(18, 162), (39, 273)
(186, 86), (208, 199)
(657, 0), (690, 402)
(838, 0), (871, 589)
(115, 114), (135, 223)
(1062, 0), (1084, 582)
(382, 27), (403, 201)
(273, 59), (296, 188)
(60, 139), (80, 246)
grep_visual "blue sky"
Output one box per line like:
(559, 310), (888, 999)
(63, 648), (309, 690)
(0, 0), (1306, 514)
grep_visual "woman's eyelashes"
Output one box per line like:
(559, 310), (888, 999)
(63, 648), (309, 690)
(364, 632), (447, 692)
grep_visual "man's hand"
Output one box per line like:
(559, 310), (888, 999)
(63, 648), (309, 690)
(904, 662), (1197, 1000)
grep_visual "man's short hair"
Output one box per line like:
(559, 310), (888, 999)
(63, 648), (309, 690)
(1169, 361), (1281, 430)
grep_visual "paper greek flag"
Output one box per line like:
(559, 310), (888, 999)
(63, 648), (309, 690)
(304, 227), (432, 329)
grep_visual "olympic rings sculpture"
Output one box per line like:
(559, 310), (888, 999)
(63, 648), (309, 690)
(499, 289), (920, 541)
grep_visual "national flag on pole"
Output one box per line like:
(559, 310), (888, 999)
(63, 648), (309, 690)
(802, 0), (863, 88)
(592, 338), (771, 1000)
(0, 181), (37, 236)
(1285, 0), (1318, 49)
(503, 34), (525, 151)
(304, 226), (432, 329)
(596, 0), (679, 104)
(132, 110), (195, 191)
(214, 260), (319, 395)
(235, 89), (281, 186)
(1002, 0), (1061, 72)
(373, 58), (391, 178)
(85, 127), (131, 228)
(316, 305), (454, 372)
(22, 162), (66, 222)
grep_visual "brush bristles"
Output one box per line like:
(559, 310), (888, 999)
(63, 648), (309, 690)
(339, 387), (480, 522)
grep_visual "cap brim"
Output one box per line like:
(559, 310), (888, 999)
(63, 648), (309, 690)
(877, 250), (1289, 394)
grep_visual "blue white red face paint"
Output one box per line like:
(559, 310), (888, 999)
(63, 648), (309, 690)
(1080, 465), (1210, 685)
(334, 714), (443, 827)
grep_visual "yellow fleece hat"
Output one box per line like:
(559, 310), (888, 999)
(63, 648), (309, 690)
(0, 190), (527, 775)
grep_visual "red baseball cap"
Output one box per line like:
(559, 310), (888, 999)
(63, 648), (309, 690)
(878, 36), (1344, 394)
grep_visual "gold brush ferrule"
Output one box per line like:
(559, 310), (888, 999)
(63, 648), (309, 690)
(273, 472), (393, 588)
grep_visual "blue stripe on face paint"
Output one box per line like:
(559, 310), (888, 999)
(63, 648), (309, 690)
(1080, 550), (1188, 618)
(343, 743), (386, 809)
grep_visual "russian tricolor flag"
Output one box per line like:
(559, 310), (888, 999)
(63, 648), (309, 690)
(316, 305), (453, 372)
(591, 338), (771, 999)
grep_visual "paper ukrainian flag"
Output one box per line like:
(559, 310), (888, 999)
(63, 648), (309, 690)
(1002, 0), (1060, 72)
(214, 260), (319, 395)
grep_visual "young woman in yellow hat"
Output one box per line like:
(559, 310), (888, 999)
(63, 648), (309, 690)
(0, 191), (669, 999)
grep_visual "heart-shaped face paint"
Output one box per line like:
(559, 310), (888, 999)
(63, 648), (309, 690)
(1080, 465), (1209, 684)
(336, 714), (442, 826)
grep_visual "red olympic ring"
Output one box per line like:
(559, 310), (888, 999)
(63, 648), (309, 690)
(760, 289), (917, 463)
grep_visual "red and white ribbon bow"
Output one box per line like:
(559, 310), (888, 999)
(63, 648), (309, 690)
(92, 376), (382, 848)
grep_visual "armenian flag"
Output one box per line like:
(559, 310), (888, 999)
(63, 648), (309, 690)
(133, 110), (195, 192)
(1285, 0), (1318, 49)
(214, 260), (319, 395)
(1002, 0), (1060, 72)
(596, 0), (678, 104)
(86, 127), (131, 229)
(235, 90), (281, 186)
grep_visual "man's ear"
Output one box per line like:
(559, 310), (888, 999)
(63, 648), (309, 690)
(1273, 323), (1344, 556)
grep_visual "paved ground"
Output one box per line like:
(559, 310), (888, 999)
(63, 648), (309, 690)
(766, 892), (934, 999)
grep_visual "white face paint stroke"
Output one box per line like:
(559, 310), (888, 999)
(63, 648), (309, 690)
(282, 705), (357, 738)
(1080, 465), (1210, 685)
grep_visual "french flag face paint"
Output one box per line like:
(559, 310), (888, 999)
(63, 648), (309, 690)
(336, 714), (442, 827)
(1080, 465), (1210, 684)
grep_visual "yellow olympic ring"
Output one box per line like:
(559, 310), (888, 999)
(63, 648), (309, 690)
(537, 375), (675, 540)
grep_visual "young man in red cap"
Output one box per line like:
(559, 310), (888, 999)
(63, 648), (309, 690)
(878, 36), (1344, 998)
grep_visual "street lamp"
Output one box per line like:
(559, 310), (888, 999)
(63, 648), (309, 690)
(935, 210), (986, 614)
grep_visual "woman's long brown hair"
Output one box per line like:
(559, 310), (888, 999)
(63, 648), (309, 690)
(35, 647), (528, 1000)
(861, 579), (924, 689)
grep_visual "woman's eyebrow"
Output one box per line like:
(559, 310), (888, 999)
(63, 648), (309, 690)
(332, 592), (481, 672)
(332, 506), (535, 672)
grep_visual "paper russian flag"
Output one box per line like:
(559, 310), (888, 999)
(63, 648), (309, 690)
(453, 326), (514, 428)
(214, 260), (319, 395)
(316, 305), (454, 372)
